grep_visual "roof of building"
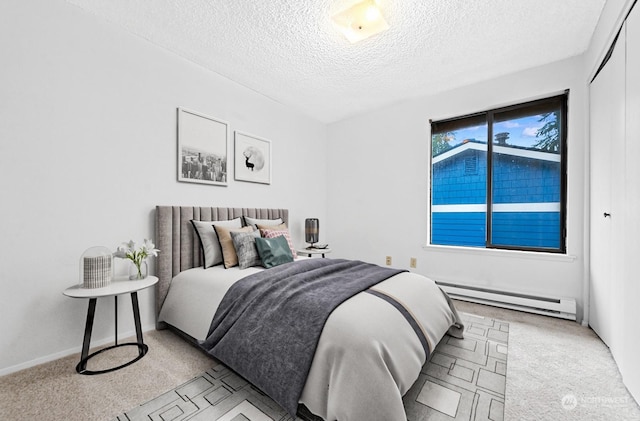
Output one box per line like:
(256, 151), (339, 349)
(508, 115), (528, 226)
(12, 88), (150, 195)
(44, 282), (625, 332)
(432, 139), (560, 164)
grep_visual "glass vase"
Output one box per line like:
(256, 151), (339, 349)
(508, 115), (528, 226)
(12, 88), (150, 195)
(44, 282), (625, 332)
(129, 260), (148, 280)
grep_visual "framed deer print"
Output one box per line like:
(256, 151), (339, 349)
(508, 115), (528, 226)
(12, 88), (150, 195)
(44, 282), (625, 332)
(234, 131), (271, 185)
(177, 107), (229, 186)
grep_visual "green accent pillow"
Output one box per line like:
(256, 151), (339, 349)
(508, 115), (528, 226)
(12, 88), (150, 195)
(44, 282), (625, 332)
(255, 235), (294, 268)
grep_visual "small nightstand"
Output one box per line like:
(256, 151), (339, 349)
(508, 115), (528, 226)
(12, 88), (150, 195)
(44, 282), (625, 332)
(297, 247), (332, 258)
(63, 276), (158, 375)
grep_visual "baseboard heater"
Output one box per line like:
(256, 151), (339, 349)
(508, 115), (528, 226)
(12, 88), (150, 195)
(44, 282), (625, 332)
(437, 282), (576, 321)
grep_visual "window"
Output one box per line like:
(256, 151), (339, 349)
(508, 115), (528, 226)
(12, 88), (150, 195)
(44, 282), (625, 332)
(430, 94), (567, 253)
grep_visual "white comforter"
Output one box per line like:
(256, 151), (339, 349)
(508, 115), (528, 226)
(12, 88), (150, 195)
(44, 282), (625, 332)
(158, 260), (463, 421)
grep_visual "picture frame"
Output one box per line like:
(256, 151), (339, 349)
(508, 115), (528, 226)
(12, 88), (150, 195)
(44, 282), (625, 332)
(234, 131), (272, 185)
(177, 107), (229, 186)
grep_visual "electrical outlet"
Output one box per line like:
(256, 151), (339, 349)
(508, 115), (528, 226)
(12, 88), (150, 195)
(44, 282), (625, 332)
(385, 256), (392, 266)
(410, 257), (417, 268)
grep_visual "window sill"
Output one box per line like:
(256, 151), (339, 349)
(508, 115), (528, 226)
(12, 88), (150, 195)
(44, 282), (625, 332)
(422, 244), (577, 263)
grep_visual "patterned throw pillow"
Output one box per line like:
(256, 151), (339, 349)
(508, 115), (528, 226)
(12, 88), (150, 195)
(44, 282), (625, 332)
(259, 229), (297, 258)
(214, 225), (255, 268)
(231, 230), (262, 269)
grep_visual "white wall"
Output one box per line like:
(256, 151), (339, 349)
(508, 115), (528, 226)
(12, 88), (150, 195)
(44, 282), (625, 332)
(0, 0), (327, 374)
(326, 56), (587, 320)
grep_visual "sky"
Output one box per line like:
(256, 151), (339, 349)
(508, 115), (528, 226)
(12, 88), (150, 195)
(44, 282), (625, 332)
(450, 114), (550, 149)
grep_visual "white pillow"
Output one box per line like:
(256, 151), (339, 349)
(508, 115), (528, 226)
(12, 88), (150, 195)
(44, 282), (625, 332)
(191, 218), (242, 268)
(243, 216), (284, 229)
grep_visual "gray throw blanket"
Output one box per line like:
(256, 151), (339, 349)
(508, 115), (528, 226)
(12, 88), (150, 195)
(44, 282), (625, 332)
(199, 258), (406, 417)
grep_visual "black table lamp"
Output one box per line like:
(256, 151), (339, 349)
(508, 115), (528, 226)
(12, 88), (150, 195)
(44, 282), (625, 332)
(305, 218), (319, 249)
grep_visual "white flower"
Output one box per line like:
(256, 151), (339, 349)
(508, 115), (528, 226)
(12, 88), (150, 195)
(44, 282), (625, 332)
(142, 239), (160, 257)
(114, 238), (160, 265)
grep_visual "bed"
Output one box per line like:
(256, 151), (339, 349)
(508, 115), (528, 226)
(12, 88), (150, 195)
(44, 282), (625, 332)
(155, 206), (463, 420)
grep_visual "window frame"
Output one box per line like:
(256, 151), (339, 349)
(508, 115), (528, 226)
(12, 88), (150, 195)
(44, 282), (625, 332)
(429, 93), (568, 254)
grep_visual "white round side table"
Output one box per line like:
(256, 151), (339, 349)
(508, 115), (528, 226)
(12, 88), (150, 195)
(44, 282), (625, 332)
(63, 276), (158, 375)
(297, 247), (332, 258)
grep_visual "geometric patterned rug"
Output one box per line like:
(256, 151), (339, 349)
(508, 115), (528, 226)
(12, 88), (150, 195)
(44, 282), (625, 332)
(112, 313), (508, 421)
(404, 313), (509, 420)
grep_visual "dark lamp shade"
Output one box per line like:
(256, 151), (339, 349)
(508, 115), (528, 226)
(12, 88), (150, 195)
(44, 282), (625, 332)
(305, 218), (319, 244)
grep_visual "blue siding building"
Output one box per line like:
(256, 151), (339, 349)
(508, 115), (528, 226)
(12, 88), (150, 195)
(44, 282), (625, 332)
(431, 141), (561, 249)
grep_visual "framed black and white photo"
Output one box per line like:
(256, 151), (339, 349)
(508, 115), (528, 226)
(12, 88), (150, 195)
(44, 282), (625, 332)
(177, 107), (229, 186)
(234, 131), (272, 184)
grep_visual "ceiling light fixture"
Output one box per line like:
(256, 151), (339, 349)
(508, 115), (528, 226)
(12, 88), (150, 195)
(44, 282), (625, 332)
(331, 0), (389, 44)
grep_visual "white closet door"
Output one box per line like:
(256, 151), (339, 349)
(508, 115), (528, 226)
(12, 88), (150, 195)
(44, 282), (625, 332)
(623, 4), (640, 402)
(589, 27), (626, 350)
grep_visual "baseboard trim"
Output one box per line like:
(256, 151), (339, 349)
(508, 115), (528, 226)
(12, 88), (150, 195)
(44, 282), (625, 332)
(0, 325), (155, 376)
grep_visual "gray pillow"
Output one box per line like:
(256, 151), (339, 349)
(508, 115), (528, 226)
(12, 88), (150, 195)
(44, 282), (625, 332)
(255, 235), (294, 268)
(231, 230), (262, 269)
(191, 218), (242, 268)
(243, 216), (283, 229)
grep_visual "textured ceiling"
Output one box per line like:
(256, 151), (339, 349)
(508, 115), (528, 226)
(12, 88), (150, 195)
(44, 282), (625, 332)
(65, 0), (606, 123)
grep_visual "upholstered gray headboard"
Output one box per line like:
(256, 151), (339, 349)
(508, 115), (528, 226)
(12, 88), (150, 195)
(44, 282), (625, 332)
(155, 206), (289, 315)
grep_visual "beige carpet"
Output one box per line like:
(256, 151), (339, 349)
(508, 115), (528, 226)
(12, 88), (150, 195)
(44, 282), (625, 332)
(1, 301), (639, 420)
(454, 301), (640, 420)
(0, 329), (213, 421)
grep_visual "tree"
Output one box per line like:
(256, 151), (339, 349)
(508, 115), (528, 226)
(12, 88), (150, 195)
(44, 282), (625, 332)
(534, 112), (560, 152)
(432, 132), (454, 156)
